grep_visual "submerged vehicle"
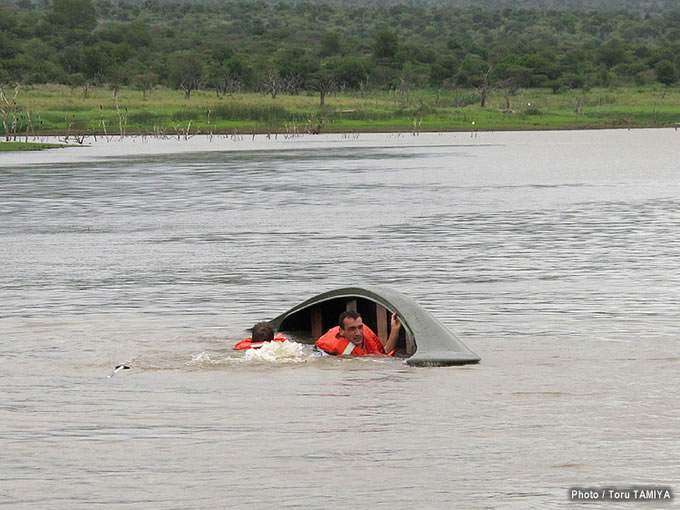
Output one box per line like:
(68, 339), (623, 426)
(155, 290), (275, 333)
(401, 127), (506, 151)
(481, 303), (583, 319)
(269, 286), (480, 367)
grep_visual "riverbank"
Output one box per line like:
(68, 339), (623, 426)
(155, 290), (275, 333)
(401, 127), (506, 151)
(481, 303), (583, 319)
(0, 141), (68, 151)
(2, 84), (680, 141)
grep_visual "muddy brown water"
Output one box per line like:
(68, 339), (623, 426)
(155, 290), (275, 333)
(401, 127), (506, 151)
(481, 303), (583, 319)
(1, 130), (678, 508)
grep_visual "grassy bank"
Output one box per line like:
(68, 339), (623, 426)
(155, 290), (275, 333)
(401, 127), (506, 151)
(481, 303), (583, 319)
(0, 141), (68, 151)
(3, 84), (680, 138)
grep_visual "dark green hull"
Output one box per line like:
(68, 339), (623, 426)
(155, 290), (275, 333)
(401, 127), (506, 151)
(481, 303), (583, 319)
(269, 286), (480, 367)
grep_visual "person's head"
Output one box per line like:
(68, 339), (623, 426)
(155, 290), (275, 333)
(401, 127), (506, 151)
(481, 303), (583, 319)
(338, 310), (364, 346)
(251, 321), (274, 342)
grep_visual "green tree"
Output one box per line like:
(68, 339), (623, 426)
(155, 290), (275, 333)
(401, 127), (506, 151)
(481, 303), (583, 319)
(429, 63), (449, 88)
(0, 31), (16, 60)
(226, 55), (254, 88)
(320, 31), (341, 57)
(169, 50), (204, 99)
(82, 46), (111, 83)
(0, 5), (17, 33)
(598, 38), (627, 68)
(518, 53), (558, 87)
(370, 64), (399, 89)
(276, 47), (319, 90)
(212, 44), (234, 65)
(655, 59), (677, 85)
(429, 54), (458, 88)
(310, 61), (336, 106)
(125, 20), (152, 48)
(374, 30), (398, 61)
(133, 70), (158, 100)
(328, 56), (369, 89)
(457, 54), (488, 88)
(51, 0), (97, 31)
(492, 58), (532, 108)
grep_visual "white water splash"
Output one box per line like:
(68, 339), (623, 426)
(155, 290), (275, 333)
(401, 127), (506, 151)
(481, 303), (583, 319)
(190, 352), (213, 363)
(185, 341), (311, 367)
(243, 340), (308, 363)
(186, 351), (241, 366)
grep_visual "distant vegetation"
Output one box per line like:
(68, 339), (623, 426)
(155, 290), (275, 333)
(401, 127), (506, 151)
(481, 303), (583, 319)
(2, 0), (680, 94)
(2, 84), (679, 140)
(1, 0), (680, 137)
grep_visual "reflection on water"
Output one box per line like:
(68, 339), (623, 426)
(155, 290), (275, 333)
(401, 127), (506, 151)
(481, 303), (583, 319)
(1, 131), (678, 508)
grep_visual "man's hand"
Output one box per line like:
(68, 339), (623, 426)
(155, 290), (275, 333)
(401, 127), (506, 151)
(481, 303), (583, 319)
(384, 312), (402, 354)
(390, 312), (401, 331)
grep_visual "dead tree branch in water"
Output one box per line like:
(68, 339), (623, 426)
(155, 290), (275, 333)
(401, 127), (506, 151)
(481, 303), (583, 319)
(114, 94), (127, 138)
(0, 84), (20, 141)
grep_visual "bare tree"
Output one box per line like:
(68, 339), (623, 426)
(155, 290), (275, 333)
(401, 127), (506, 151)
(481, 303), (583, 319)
(134, 71), (158, 101)
(306, 115), (326, 135)
(497, 77), (516, 110)
(261, 71), (282, 99)
(476, 64), (494, 108)
(114, 92), (127, 138)
(283, 73), (303, 95)
(179, 76), (204, 100)
(0, 84), (20, 141)
(359, 79), (369, 98)
(311, 77), (336, 107)
(215, 69), (241, 97)
(399, 77), (410, 105)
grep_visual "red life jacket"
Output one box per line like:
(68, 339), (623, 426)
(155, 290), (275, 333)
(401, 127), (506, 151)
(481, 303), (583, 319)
(233, 333), (288, 351)
(315, 326), (390, 356)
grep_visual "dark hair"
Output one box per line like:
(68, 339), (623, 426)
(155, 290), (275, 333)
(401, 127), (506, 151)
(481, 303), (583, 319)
(338, 310), (361, 329)
(251, 321), (274, 342)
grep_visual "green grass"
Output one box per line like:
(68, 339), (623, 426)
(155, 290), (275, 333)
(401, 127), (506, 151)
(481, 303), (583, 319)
(0, 141), (68, 151)
(3, 84), (680, 137)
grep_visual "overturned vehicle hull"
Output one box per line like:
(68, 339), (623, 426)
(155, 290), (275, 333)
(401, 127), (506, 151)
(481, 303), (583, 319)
(269, 286), (480, 367)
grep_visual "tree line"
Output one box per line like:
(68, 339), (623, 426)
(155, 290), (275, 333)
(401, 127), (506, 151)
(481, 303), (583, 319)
(2, 0), (680, 102)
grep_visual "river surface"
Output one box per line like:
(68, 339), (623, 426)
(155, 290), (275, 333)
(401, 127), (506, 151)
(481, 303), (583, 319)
(1, 130), (678, 509)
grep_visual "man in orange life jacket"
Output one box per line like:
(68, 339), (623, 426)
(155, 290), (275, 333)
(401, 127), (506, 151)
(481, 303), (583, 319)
(233, 321), (288, 350)
(315, 310), (401, 356)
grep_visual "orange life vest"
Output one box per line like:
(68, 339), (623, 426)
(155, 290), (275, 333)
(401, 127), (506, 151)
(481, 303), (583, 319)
(233, 333), (289, 350)
(315, 325), (389, 356)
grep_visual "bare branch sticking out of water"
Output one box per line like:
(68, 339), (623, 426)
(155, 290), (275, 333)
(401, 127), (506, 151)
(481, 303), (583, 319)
(107, 364), (130, 378)
(114, 94), (127, 139)
(0, 84), (21, 142)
